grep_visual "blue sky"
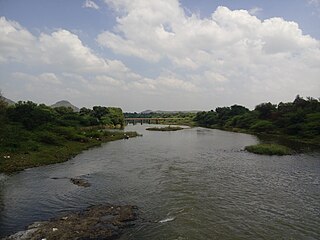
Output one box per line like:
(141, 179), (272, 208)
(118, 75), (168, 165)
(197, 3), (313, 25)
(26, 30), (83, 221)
(0, 0), (319, 111)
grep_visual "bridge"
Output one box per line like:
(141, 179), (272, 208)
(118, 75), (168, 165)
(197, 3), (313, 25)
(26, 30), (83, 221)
(125, 118), (183, 125)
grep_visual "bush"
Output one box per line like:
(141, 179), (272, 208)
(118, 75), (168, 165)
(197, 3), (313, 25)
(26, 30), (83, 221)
(35, 131), (63, 145)
(85, 131), (102, 138)
(0, 124), (30, 152)
(250, 120), (275, 133)
(245, 144), (292, 155)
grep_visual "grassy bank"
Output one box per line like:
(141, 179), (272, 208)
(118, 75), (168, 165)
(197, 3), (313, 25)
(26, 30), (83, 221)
(0, 130), (139, 174)
(194, 96), (320, 149)
(245, 143), (293, 156)
(0, 100), (138, 174)
(197, 125), (320, 150)
(146, 126), (184, 131)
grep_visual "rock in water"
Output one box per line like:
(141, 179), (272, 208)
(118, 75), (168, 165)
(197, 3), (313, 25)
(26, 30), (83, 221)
(3, 205), (138, 240)
(70, 178), (91, 187)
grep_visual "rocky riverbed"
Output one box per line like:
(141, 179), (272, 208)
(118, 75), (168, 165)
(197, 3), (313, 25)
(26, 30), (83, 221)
(3, 204), (138, 240)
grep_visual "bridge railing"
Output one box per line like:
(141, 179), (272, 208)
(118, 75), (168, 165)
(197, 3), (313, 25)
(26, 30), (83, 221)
(124, 118), (184, 125)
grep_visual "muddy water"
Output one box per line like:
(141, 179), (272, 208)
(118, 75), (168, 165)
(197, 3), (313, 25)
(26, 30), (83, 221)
(0, 125), (319, 239)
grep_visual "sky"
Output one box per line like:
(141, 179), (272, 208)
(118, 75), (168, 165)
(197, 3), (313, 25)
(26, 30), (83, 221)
(0, 0), (320, 111)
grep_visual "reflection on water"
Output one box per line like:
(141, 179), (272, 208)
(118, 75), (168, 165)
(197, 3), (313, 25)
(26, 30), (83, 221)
(0, 125), (319, 239)
(257, 133), (319, 153)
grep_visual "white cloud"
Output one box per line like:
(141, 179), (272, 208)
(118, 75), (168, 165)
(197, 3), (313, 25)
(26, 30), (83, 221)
(83, 0), (99, 10)
(12, 72), (62, 85)
(308, 0), (320, 16)
(97, 1), (320, 107)
(249, 7), (262, 16)
(0, 17), (37, 63)
(1, 0), (320, 110)
(309, 0), (320, 6)
(0, 16), (140, 82)
(0, 15), (201, 108)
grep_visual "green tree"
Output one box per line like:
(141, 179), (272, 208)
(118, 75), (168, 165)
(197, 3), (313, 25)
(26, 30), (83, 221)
(250, 120), (275, 133)
(7, 101), (56, 130)
(254, 102), (276, 119)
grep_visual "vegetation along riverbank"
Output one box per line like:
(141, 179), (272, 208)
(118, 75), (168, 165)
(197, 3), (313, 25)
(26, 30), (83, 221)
(245, 143), (293, 156)
(0, 97), (139, 174)
(194, 95), (320, 149)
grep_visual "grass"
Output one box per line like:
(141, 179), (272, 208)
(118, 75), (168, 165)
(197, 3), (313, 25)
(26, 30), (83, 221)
(146, 126), (184, 131)
(245, 143), (293, 156)
(0, 131), (139, 174)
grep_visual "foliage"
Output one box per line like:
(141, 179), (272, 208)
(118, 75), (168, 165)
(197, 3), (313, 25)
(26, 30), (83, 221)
(194, 96), (320, 145)
(245, 144), (293, 155)
(250, 120), (275, 133)
(0, 100), (131, 173)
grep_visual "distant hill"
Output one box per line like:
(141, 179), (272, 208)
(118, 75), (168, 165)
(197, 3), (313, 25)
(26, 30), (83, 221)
(140, 110), (153, 114)
(51, 100), (79, 112)
(0, 96), (15, 106)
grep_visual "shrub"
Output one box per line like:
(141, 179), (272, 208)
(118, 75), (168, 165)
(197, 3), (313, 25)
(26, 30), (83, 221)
(250, 120), (275, 133)
(85, 131), (102, 138)
(35, 131), (63, 145)
(245, 144), (292, 155)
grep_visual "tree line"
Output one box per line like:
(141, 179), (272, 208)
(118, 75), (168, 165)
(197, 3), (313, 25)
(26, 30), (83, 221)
(194, 96), (320, 144)
(0, 97), (124, 153)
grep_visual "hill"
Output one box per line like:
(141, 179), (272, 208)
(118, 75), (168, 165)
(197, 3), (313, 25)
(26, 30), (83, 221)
(51, 100), (79, 112)
(0, 96), (15, 106)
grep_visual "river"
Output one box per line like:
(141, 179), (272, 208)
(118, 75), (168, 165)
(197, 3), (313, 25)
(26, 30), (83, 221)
(0, 125), (319, 239)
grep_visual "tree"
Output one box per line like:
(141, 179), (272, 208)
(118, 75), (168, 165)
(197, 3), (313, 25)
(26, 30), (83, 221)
(254, 102), (276, 119)
(92, 106), (109, 121)
(250, 120), (275, 133)
(0, 91), (8, 123)
(293, 95), (307, 109)
(7, 101), (56, 130)
(79, 107), (93, 115)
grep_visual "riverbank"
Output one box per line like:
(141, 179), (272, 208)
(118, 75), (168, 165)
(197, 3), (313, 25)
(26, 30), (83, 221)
(245, 143), (293, 155)
(3, 204), (138, 240)
(197, 125), (320, 151)
(0, 131), (139, 174)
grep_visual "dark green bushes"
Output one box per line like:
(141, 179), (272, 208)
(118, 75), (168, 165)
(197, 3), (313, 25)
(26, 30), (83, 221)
(35, 131), (63, 146)
(250, 120), (275, 133)
(245, 144), (293, 155)
(0, 100), (126, 154)
(194, 96), (320, 145)
(0, 98), (138, 173)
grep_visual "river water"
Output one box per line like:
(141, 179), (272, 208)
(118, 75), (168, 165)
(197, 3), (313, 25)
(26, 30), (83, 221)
(0, 125), (319, 239)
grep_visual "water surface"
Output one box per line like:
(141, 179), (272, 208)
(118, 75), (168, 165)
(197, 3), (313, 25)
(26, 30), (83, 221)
(0, 125), (319, 239)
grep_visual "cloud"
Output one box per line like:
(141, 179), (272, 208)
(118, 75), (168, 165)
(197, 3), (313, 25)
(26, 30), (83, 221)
(83, 0), (99, 10)
(0, 17), (137, 78)
(1, 0), (320, 110)
(97, 1), (320, 106)
(0, 16), (200, 108)
(249, 7), (262, 16)
(309, 0), (320, 6)
(308, 0), (320, 15)
(12, 72), (62, 85)
(0, 17), (37, 63)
